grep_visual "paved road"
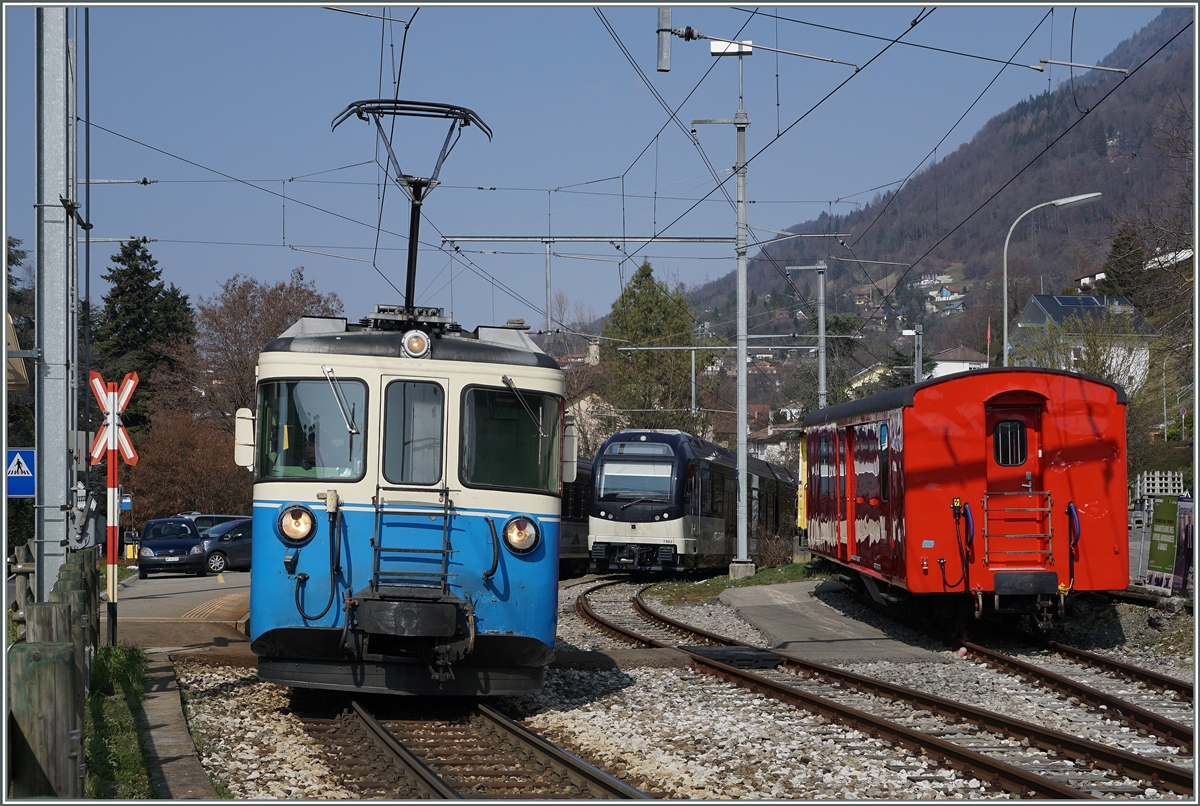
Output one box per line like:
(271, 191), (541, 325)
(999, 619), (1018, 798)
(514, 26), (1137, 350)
(102, 567), (252, 655)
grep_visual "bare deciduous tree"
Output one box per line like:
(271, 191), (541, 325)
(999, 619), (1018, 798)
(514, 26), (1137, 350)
(195, 267), (343, 424)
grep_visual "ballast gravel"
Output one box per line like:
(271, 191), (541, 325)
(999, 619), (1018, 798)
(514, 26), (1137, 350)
(172, 579), (1192, 799)
(174, 661), (355, 800)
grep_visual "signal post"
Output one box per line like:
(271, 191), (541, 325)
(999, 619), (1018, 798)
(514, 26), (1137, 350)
(88, 370), (138, 645)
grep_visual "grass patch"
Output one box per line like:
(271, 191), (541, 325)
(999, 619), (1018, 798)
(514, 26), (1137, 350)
(85, 643), (158, 799)
(645, 560), (833, 605)
(99, 564), (140, 591)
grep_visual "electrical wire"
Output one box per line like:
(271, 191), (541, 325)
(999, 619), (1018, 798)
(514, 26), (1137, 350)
(850, 18), (1194, 336)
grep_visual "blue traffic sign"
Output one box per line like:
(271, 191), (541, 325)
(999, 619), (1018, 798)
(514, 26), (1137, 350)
(6, 448), (35, 498)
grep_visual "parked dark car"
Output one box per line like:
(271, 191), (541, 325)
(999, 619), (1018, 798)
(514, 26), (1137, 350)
(138, 518), (206, 579)
(200, 518), (252, 574)
(176, 512), (247, 534)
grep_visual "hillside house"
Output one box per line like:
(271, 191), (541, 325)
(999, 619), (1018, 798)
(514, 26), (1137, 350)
(927, 345), (990, 378)
(1008, 294), (1157, 390)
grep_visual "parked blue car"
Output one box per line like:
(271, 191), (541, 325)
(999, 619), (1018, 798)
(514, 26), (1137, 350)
(200, 518), (253, 574)
(137, 518), (206, 579)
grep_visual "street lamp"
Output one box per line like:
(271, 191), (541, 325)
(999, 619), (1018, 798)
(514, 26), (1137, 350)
(1163, 342), (1192, 441)
(1003, 193), (1102, 366)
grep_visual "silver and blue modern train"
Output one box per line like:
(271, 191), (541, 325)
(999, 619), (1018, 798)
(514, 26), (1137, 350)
(233, 305), (577, 696)
(587, 429), (799, 573)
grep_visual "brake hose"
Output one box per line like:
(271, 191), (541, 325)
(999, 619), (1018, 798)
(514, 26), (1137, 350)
(939, 503), (970, 590)
(483, 517), (500, 581)
(296, 507), (342, 621)
(1065, 501), (1080, 591)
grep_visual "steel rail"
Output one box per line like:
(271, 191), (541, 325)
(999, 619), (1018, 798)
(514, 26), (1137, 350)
(351, 700), (462, 799)
(577, 583), (1093, 799)
(962, 641), (1194, 749)
(476, 703), (652, 799)
(1046, 639), (1193, 702)
(632, 591), (1194, 797)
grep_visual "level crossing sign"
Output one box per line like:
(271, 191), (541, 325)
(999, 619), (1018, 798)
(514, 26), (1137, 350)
(88, 371), (139, 466)
(6, 448), (35, 498)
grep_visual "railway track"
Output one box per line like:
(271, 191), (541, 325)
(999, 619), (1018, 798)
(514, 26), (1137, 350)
(834, 583), (1195, 749)
(292, 690), (649, 798)
(574, 580), (1194, 799)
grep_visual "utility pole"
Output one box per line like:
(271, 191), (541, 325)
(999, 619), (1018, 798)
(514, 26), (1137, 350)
(34, 7), (76, 600)
(788, 263), (827, 408)
(688, 40), (756, 579)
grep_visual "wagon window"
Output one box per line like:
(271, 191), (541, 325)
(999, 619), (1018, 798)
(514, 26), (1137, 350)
(994, 420), (1027, 466)
(383, 381), (444, 485)
(818, 433), (830, 497)
(879, 422), (890, 503)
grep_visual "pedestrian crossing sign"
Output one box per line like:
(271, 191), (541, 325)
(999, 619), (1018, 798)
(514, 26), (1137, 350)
(6, 448), (35, 498)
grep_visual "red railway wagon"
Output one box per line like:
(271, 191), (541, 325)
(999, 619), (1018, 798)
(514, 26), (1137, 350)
(801, 368), (1128, 630)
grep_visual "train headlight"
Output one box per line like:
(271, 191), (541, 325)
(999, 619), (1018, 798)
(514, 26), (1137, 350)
(502, 516), (539, 554)
(402, 329), (431, 359)
(279, 505), (317, 543)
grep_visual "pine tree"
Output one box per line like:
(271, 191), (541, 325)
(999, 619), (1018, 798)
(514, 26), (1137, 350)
(600, 262), (716, 435)
(1094, 223), (1146, 299)
(93, 238), (195, 431)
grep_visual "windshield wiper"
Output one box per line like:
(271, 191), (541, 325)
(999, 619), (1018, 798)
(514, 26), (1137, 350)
(502, 375), (545, 438)
(620, 498), (657, 510)
(321, 365), (360, 435)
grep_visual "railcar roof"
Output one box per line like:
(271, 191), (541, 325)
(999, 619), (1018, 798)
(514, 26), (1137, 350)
(600, 428), (795, 481)
(261, 316), (560, 370)
(801, 367), (1127, 428)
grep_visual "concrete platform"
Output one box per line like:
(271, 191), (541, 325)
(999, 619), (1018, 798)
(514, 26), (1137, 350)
(719, 579), (945, 663)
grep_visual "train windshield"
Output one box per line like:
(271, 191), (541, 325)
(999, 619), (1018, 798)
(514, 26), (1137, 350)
(256, 380), (366, 480)
(597, 461), (674, 502)
(460, 387), (562, 493)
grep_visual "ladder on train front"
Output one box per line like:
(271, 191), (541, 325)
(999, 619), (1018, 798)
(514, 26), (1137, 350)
(981, 491), (1055, 569)
(371, 485), (456, 596)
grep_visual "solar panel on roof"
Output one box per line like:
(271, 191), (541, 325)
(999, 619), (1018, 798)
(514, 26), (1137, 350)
(1053, 295), (1100, 306)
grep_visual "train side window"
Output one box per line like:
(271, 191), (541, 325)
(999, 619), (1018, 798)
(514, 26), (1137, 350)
(879, 422), (890, 503)
(994, 420), (1027, 466)
(818, 434), (830, 497)
(701, 470), (714, 517)
(383, 381), (444, 484)
(712, 470), (725, 516)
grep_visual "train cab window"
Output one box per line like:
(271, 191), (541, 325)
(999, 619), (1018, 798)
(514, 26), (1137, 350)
(256, 379), (365, 481)
(879, 422), (890, 503)
(994, 420), (1028, 466)
(383, 381), (444, 484)
(461, 387), (563, 493)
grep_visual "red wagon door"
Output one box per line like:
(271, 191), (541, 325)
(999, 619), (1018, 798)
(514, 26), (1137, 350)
(983, 404), (1054, 579)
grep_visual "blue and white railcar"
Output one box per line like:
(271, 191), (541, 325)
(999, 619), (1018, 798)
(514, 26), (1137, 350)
(234, 307), (575, 696)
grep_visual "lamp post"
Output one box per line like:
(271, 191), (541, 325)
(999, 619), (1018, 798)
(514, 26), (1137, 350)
(1003, 192), (1102, 366)
(1163, 343), (1192, 441)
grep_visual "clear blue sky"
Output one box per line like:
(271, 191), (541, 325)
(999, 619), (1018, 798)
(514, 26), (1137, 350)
(4, 4), (1168, 334)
